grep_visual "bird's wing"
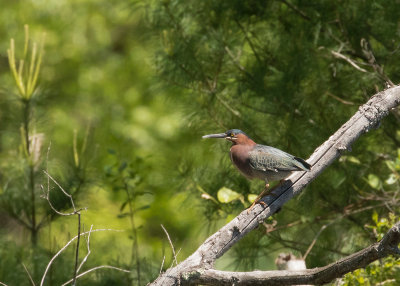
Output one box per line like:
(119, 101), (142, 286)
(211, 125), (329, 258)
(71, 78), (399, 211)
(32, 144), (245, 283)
(248, 145), (310, 172)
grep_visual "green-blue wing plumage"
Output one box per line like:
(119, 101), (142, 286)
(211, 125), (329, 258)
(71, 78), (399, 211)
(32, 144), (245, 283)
(248, 145), (311, 172)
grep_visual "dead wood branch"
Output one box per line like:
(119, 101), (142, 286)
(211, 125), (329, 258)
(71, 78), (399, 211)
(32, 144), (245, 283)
(180, 221), (400, 285)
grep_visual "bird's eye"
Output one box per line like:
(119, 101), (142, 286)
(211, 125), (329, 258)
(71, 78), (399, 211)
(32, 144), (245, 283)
(230, 133), (235, 137)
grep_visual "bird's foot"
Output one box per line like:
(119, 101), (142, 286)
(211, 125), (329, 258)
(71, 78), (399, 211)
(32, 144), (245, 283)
(247, 191), (275, 214)
(246, 183), (279, 213)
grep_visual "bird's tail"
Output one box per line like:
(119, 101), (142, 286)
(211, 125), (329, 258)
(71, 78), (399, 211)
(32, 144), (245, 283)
(294, 157), (311, 171)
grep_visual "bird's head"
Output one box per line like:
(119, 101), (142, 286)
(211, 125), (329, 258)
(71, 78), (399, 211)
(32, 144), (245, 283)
(202, 129), (255, 145)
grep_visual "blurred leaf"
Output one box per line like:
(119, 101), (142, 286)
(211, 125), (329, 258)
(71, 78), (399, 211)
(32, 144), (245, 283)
(347, 156), (361, 164)
(119, 161), (127, 172)
(385, 160), (396, 172)
(134, 205), (150, 213)
(117, 213), (130, 218)
(217, 187), (241, 203)
(385, 174), (397, 185)
(366, 174), (381, 190)
(120, 201), (128, 212)
(372, 210), (378, 224)
(247, 194), (258, 203)
(341, 156), (361, 164)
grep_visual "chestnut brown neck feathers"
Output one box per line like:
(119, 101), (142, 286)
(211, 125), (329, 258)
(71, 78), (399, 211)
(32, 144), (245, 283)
(228, 133), (256, 146)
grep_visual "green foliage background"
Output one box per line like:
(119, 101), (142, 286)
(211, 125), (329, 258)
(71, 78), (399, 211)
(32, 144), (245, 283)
(0, 0), (399, 285)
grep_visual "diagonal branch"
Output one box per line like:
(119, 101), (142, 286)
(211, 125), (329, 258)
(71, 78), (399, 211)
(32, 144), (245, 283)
(150, 85), (400, 285)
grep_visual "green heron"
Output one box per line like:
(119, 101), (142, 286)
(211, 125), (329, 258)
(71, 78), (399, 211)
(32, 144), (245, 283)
(202, 129), (311, 209)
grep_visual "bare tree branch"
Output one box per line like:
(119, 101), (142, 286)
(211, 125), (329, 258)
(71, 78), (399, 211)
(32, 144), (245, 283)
(150, 85), (400, 285)
(180, 221), (400, 285)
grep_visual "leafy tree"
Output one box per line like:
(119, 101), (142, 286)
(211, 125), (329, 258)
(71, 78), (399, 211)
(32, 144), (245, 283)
(149, 0), (400, 283)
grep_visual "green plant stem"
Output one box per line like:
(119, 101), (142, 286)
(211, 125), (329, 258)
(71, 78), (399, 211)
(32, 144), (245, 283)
(23, 99), (37, 245)
(124, 183), (141, 285)
(72, 212), (81, 286)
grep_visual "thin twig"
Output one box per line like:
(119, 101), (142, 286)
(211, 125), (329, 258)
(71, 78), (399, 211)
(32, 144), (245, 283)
(280, 0), (311, 21)
(303, 224), (328, 260)
(40, 185), (87, 216)
(77, 225), (93, 273)
(360, 38), (394, 87)
(161, 224), (178, 266)
(72, 213), (81, 286)
(0, 282), (9, 286)
(40, 228), (123, 286)
(159, 256), (166, 274)
(331, 50), (368, 73)
(224, 46), (252, 77)
(326, 92), (355, 105)
(235, 19), (261, 63)
(61, 265), (130, 286)
(43, 170), (76, 211)
(22, 263), (35, 286)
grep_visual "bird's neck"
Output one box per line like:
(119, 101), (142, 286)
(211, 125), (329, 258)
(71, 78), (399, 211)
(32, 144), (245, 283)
(231, 138), (256, 146)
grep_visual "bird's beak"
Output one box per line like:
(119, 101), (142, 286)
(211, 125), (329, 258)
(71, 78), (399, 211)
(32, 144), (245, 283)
(202, 133), (227, 139)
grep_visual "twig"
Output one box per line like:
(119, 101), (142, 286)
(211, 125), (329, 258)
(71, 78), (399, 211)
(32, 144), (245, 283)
(326, 92), (355, 105)
(61, 266), (130, 286)
(215, 94), (241, 118)
(224, 46), (253, 79)
(77, 225), (93, 273)
(43, 170), (76, 212)
(303, 224), (328, 260)
(0, 282), (9, 286)
(159, 256), (166, 274)
(40, 185), (87, 216)
(22, 263), (35, 286)
(331, 50), (368, 73)
(235, 19), (261, 63)
(72, 213), (81, 286)
(360, 38), (394, 87)
(40, 228), (123, 286)
(280, 0), (311, 21)
(161, 224), (178, 266)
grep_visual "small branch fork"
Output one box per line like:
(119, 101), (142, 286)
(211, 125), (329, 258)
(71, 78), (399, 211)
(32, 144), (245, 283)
(150, 86), (400, 285)
(33, 145), (129, 286)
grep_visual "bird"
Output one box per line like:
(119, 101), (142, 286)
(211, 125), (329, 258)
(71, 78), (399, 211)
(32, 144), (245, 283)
(202, 129), (311, 210)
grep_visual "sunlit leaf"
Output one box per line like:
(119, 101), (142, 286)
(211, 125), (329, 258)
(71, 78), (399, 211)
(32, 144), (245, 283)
(217, 187), (241, 203)
(367, 174), (381, 189)
(385, 160), (396, 172)
(385, 174), (397, 185)
(247, 194), (258, 203)
(372, 210), (378, 224)
(347, 156), (361, 164)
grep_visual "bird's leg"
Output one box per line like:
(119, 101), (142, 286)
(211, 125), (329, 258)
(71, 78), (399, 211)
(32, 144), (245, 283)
(247, 183), (274, 212)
